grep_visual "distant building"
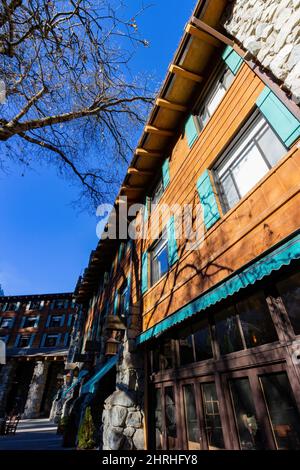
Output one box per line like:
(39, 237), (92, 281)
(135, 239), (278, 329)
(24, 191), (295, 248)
(0, 293), (77, 428)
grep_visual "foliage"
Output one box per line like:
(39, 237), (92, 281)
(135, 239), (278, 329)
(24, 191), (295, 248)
(0, 0), (153, 207)
(77, 405), (97, 449)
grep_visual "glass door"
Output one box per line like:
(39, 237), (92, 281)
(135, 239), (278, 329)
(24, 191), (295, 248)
(152, 383), (180, 450)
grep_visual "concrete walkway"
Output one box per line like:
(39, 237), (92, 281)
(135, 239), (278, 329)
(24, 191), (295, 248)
(0, 418), (66, 450)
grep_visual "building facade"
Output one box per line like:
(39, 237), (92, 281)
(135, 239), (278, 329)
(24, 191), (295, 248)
(0, 293), (77, 430)
(58, 0), (300, 451)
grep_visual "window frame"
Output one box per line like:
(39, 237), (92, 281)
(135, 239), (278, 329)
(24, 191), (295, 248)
(0, 317), (14, 329)
(150, 230), (169, 287)
(43, 334), (60, 348)
(213, 111), (288, 213)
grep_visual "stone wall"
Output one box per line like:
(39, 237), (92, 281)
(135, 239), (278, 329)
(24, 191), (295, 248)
(23, 361), (50, 419)
(223, 0), (300, 102)
(102, 306), (145, 450)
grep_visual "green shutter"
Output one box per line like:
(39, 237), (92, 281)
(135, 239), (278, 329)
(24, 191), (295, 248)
(118, 243), (124, 263)
(125, 274), (131, 313)
(256, 86), (300, 148)
(185, 115), (199, 148)
(197, 170), (221, 230)
(162, 158), (170, 190)
(144, 197), (149, 222)
(167, 216), (179, 266)
(141, 251), (148, 294)
(222, 46), (243, 75)
(113, 290), (119, 315)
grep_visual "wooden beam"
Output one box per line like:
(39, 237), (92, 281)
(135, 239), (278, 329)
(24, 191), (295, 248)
(155, 98), (187, 112)
(128, 167), (153, 176)
(169, 64), (203, 83)
(185, 23), (221, 48)
(191, 17), (234, 47)
(121, 186), (144, 192)
(135, 148), (163, 157)
(144, 125), (175, 137)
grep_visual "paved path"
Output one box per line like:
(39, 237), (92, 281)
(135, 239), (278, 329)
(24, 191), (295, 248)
(0, 418), (66, 450)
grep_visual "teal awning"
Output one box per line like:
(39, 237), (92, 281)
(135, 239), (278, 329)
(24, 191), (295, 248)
(81, 355), (118, 394)
(62, 369), (88, 398)
(137, 231), (300, 345)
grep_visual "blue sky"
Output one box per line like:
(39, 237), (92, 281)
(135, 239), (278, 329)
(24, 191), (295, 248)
(0, 0), (196, 295)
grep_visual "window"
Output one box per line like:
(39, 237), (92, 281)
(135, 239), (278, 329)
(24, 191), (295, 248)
(0, 335), (9, 344)
(179, 320), (213, 366)
(214, 113), (287, 212)
(198, 67), (234, 130)
(48, 315), (64, 328)
(214, 305), (244, 355)
(44, 334), (59, 347)
(0, 317), (14, 329)
(151, 233), (169, 286)
(276, 272), (300, 335)
(54, 299), (67, 309)
(202, 382), (225, 450)
(28, 300), (40, 310)
(2, 302), (19, 312)
(23, 316), (39, 328)
(151, 176), (164, 206)
(18, 335), (32, 348)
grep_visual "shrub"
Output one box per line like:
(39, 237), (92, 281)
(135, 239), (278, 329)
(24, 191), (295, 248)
(77, 406), (97, 450)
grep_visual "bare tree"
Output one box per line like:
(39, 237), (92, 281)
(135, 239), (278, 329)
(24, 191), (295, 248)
(0, 0), (153, 207)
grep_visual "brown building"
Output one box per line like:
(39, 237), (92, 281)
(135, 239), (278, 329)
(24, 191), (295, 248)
(41, 0), (300, 452)
(0, 293), (77, 427)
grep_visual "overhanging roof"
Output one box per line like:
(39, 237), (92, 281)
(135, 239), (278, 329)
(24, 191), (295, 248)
(75, 0), (237, 303)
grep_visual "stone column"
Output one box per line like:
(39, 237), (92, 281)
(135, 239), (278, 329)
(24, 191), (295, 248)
(0, 359), (17, 433)
(102, 304), (145, 450)
(23, 361), (50, 419)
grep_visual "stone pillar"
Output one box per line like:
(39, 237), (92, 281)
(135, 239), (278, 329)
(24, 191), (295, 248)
(102, 304), (145, 450)
(23, 361), (50, 419)
(0, 360), (17, 433)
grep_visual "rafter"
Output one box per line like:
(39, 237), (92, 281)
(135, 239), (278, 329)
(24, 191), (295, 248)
(135, 148), (163, 157)
(155, 98), (187, 112)
(190, 17), (234, 47)
(185, 24), (221, 48)
(169, 64), (203, 83)
(144, 125), (175, 137)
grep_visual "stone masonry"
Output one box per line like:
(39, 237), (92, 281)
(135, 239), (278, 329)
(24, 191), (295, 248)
(223, 0), (300, 102)
(0, 360), (17, 433)
(23, 361), (50, 419)
(102, 305), (145, 450)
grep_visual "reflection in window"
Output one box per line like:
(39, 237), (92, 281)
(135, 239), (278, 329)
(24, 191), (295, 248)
(215, 305), (244, 355)
(165, 386), (177, 449)
(179, 334), (194, 366)
(214, 114), (286, 212)
(150, 234), (169, 286)
(260, 373), (300, 450)
(154, 389), (163, 450)
(230, 378), (263, 450)
(183, 384), (201, 450)
(160, 340), (174, 370)
(277, 273), (300, 335)
(194, 323), (213, 362)
(237, 292), (277, 348)
(202, 382), (225, 450)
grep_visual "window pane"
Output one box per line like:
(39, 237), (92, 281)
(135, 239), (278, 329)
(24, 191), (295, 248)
(151, 237), (169, 285)
(237, 292), (278, 348)
(183, 384), (201, 450)
(179, 334), (194, 366)
(230, 378), (264, 450)
(260, 373), (300, 450)
(154, 389), (163, 450)
(194, 322), (213, 362)
(277, 273), (300, 335)
(219, 173), (240, 210)
(215, 305), (244, 355)
(165, 386), (177, 449)
(1, 318), (13, 328)
(202, 382), (225, 450)
(215, 115), (286, 211)
(160, 340), (174, 370)
(206, 84), (226, 117)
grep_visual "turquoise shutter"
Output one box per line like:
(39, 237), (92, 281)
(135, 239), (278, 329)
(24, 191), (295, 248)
(256, 86), (300, 148)
(222, 46), (243, 75)
(197, 170), (221, 230)
(162, 158), (170, 190)
(118, 243), (124, 263)
(14, 334), (21, 348)
(64, 333), (69, 347)
(40, 334), (47, 347)
(125, 274), (132, 314)
(113, 290), (119, 315)
(144, 197), (149, 222)
(29, 334), (35, 348)
(167, 216), (179, 266)
(185, 115), (198, 148)
(141, 251), (148, 294)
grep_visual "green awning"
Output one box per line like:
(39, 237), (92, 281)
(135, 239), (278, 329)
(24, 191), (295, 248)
(137, 231), (300, 345)
(81, 355), (118, 394)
